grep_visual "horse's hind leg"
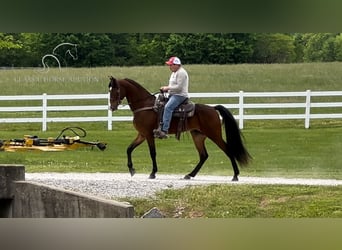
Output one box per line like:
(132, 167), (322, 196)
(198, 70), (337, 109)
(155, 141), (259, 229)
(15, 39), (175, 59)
(211, 137), (240, 181)
(127, 134), (145, 176)
(184, 130), (208, 179)
(228, 156), (239, 181)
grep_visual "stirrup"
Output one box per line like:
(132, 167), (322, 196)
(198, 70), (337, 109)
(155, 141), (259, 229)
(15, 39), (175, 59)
(153, 129), (168, 139)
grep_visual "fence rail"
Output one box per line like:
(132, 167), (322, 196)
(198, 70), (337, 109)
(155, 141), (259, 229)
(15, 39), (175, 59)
(1, 90), (342, 131)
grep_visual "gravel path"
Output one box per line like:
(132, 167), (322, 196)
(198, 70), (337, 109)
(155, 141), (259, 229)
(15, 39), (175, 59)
(25, 173), (342, 200)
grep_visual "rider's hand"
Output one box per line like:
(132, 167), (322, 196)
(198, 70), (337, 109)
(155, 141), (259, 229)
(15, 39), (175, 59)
(160, 86), (169, 92)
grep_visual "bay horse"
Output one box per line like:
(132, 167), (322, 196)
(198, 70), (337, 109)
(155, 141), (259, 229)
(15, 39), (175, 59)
(108, 76), (251, 181)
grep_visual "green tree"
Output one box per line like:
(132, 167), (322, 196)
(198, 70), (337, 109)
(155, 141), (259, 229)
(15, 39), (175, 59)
(106, 33), (136, 66)
(164, 33), (251, 64)
(19, 33), (41, 66)
(230, 33), (255, 63)
(293, 33), (306, 62)
(303, 33), (338, 62)
(251, 33), (296, 63)
(132, 33), (169, 65)
(0, 33), (24, 67)
(6, 33), (342, 67)
(75, 33), (114, 67)
(334, 33), (342, 61)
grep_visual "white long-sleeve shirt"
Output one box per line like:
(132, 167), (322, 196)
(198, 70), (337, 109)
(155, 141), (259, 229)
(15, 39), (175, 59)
(168, 67), (189, 97)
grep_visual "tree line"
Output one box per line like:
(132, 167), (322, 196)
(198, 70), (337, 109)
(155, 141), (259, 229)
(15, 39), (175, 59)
(1, 33), (342, 67)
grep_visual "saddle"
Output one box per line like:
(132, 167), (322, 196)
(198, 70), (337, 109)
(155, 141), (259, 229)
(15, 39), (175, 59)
(173, 99), (196, 117)
(154, 93), (195, 140)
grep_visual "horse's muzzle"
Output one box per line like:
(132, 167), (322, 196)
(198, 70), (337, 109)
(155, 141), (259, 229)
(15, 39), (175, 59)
(108, 105), (117, 111)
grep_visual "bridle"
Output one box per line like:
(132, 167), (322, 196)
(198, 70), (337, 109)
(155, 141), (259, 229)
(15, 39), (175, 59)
(108, 77), (159, 113)
(109, 77), (121, 110)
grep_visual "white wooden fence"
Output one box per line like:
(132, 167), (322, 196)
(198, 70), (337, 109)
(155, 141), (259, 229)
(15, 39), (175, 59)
(0, 90), (342, 131)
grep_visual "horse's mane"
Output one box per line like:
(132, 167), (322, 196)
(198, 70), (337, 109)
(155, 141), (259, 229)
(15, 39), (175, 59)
(124, 78), (153, 96)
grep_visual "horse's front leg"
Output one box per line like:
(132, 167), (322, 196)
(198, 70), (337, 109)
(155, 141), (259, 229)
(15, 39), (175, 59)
(127, 134), (145, 176)
(146, 136), (157, 179)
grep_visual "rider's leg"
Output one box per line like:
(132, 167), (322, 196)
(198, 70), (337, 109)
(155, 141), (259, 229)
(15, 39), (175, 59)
(161, 95), (187, 133)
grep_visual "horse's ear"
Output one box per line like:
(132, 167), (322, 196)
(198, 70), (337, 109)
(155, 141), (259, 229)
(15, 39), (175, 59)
(108, 76), (117, 89)
(108, 76), (112, 88)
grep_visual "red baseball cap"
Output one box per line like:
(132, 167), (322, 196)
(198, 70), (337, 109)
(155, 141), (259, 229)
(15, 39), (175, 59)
(165, 56), (181, 65)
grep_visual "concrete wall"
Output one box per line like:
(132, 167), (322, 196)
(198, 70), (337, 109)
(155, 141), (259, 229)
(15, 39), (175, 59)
(13, 181), (134, 218)
(0, 164), (25, 217)
(0, 165), (134, 218)
(0, 164), (25, 198)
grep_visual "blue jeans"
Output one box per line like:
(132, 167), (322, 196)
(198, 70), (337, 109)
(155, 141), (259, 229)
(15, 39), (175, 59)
(162, 95), (187, 132)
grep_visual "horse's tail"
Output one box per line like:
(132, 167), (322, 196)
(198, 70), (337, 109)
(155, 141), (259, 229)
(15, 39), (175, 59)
(214, 105), (252, 166)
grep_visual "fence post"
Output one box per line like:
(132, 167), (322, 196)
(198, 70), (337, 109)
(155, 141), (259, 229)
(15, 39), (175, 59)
(107, 110), (113, 131)
(305, 90), (311, 129)
(239, 91), (244, 129)
(42, 93), (47, 131)
(107, 93), (112, 130)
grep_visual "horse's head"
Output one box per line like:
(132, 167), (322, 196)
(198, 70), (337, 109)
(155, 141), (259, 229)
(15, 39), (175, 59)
(108, 76), (121, 111)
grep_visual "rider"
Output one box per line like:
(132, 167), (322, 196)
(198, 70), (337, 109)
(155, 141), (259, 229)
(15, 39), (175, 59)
(154, 56), (189, 139)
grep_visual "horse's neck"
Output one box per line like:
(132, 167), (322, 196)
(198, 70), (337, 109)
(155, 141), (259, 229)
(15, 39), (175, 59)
(123, 82), (155, 110)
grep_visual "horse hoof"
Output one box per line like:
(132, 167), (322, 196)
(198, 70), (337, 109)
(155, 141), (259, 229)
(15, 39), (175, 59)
(149, 174), (156, 179)
(129, 168), (136, 177)
(232, 176), (239, 182)
(184, 175), (192, 180)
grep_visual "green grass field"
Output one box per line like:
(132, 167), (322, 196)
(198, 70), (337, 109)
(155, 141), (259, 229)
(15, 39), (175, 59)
(1, 63), (341, 218)
(1, 62), (342, 95)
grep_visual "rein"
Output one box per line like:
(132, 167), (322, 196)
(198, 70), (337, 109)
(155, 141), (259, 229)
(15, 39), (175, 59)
(131, 92), (160, 113)
(133, 106), (155, 114)
(110, 78), (158, 113)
